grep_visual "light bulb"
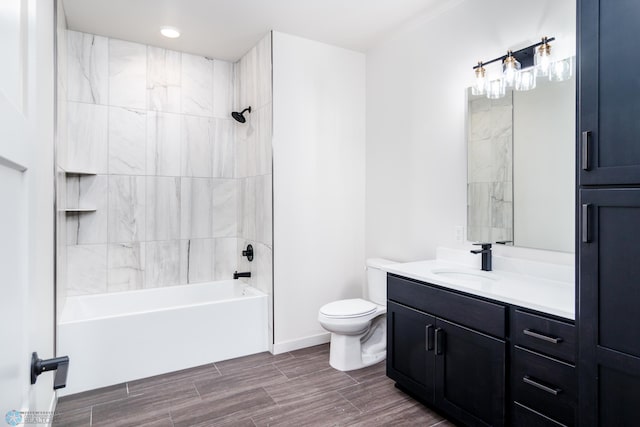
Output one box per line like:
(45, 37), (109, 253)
(503, 51), (521, 88)
(472, 62), (487, 96)
(535, 37), (552, 76)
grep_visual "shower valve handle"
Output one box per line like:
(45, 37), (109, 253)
(242, 244), (254, 262)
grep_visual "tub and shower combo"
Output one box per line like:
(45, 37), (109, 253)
(58, 281), (268, 395)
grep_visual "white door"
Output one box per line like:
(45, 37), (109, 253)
(0, 0), (56, 421)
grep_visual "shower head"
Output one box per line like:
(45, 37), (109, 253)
(231, 106), (252, 123)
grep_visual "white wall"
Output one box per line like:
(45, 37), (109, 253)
(366, 0), (576, 263)
(272, 32), (366, 352)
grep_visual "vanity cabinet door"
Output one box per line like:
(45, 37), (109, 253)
(579, 188), (640, 425)
(579, 0), (640, 185)
(434, 318), (506, 427)
(387, 301), (436, 403)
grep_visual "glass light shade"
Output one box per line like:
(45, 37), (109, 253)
(472, 65), (487, 95)
(486, 78), (506, 99)
(515, 69), (537, 91)
(515, 68), (536, 91)
(549, 57), (574, 82)
(502, 53), (521, 88)
(535, 39), (552, 76)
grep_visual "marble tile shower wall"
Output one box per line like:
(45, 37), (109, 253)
(234, 34), (273, 337)
(63, 30), (240, 296)
(467, 95), (513, 243)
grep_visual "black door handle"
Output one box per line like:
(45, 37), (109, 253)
(31, 352), (70, 390)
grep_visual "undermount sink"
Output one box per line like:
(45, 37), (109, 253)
(431, 268), (499, 281)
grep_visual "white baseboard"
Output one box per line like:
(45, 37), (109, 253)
(272, 332), (330, 354)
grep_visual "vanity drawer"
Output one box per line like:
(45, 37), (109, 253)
(512, 402), (567, 427)
(387, 274), (505, 338)
(512, 346), (576, 427)
(513, 309), (576, 363)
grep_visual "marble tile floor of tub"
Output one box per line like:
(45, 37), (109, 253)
(53, 344), (455, 427)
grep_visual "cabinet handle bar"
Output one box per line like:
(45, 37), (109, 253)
(582, 130), (591, 170)
(426, 324), (434, 351)
(582, 204), (591, 243)
(435, 328), (444, 355)
(523, 328), (563, 344)
(523, 375), (562, 396)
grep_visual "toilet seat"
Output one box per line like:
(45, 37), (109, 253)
(319, 299), (377, 318)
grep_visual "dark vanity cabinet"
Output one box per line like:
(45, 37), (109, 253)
(578, 0), (640, 424)
(578, 0), (640, 185)
(578, 189), (640, 425)
(387, 274), (578, 426)
(387, 274), (506, 427)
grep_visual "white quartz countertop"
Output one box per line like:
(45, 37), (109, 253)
(383, 259), (575, 320)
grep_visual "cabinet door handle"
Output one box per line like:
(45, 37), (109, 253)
(582, 130), (591, 170)
(426, 324), (434, 351)
(435, 328), (444, 355)
(582, 204), (591, 243)
(523, 328), (563, 344)
(523, 375), (562, 396)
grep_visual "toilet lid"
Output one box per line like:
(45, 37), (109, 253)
(320, 299), (378, 318)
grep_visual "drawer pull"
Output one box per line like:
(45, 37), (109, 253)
(523, 375), (562, 396)
(523, 329), (563, 344)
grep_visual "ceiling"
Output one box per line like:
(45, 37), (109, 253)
(62, 0), (446, 62)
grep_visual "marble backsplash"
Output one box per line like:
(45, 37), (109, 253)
(61, 30), (273, 296)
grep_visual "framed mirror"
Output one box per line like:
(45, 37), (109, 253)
(467, 61), (575, 252)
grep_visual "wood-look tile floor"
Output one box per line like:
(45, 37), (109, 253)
(53, 344), (454, 427)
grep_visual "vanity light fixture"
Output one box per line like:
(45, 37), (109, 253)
(160, 26), (181, 39)
(471, 36), (558, 99)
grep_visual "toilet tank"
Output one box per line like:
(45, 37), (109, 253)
(366, 258), (397, 305)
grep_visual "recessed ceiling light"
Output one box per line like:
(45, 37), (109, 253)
(160, 26), (180, 39)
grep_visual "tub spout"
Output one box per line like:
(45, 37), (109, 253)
(233, 271), (251, 279)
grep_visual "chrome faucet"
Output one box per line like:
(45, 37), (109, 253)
(470, 243), (492, 271)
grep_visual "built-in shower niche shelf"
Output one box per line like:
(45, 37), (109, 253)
(65, 170), (96, 176)
(63, 171), (98, 213)
(63, 208), (97, 214)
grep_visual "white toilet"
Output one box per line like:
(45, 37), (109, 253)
(318, 258), (396, 371)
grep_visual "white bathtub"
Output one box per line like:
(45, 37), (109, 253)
(58, 281), (268, 395)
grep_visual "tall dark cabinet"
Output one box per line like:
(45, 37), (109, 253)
(578, 0), (640, 424)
